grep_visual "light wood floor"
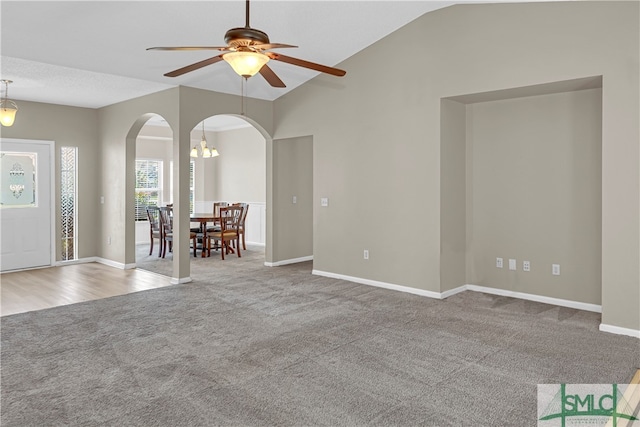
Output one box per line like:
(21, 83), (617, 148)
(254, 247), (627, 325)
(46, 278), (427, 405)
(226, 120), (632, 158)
(0, 263), (172, 316)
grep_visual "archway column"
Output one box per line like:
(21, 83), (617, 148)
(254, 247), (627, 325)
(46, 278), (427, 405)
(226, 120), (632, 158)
(170, 125), (192, 284)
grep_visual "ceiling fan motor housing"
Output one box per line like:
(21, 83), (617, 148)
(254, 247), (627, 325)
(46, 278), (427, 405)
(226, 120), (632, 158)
(224, 27), (270, 48)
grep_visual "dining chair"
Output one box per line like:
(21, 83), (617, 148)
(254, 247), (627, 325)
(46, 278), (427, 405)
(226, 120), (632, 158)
(159, 206), (198, 258)
(207, 202), (228, 232)
(206, 202), (229, 252)
(146, 206), (162, 257)
(232, 203), (249, 250)
(190, 215), (206, 255)
(207, 205), (243, 260)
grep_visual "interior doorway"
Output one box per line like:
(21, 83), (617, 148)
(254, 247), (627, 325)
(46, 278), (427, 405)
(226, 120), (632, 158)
(131, 114), (268, 276)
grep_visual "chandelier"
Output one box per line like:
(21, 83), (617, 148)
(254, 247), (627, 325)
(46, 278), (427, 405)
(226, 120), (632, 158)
(0, 80), (18, 127)
(190, 121), (219, 158)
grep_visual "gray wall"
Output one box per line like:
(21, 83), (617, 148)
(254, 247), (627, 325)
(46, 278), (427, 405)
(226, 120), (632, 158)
(205, 126), (266, 204)
(272, 2), (639, 330)
(0, 100), (99, 260)
(272, 136), (313, 262)
(466, 88), (602, 304)
(440, 99), (467, 293)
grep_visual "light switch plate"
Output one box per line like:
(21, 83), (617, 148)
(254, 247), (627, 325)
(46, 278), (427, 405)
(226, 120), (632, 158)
(321, 198), (329, 207)
(509, 259), (516, 270)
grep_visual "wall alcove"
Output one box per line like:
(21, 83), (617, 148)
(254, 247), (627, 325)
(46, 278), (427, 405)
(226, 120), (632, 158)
(440, 76), (603, 306)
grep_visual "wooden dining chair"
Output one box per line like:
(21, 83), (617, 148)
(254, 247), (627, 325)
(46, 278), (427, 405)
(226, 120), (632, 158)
(206, 202), (229, 253)
(213, 201), (228, 217)
(207, 202), (228, 233)
(232, 203), (249, 250)
(159, 206), (198, 258)
(146, 206), (162, 257)
(207, 205), (243, 260)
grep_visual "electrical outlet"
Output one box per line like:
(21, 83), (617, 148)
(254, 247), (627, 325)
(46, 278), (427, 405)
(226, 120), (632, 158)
(107, 236), (111, 245)
(523, 261), (530, 272)
(509, 259), (516, 270)
(552, 264), (560, 276)
(364, 249), (369, 260)
(292, 196), (297, 204)
(321, 198), (329, 207)
(496, 257), (503, 268)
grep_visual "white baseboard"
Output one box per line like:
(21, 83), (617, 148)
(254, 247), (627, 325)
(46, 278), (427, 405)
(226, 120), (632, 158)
(599, 323), (640, 339)
(170, 276), (192, 285)
(464, 284), (602, 313)
(55, 257), (137, 270)
(1, 264), (54, 274)
(95, 258), (136, 270)
(56, 257), (98, 267)
(265, 255), (313, 267)
(246, 241), (266, 248)
(309, 271), (640, 338)
(311, 270), (445, 299)
(440, 285), (467, 299)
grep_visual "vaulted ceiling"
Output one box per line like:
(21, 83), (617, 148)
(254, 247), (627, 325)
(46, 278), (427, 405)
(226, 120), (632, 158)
(2, 1), (561, 112)
(1, 1), (459, 109)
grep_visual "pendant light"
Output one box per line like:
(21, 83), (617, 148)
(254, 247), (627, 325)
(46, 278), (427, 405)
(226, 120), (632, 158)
(190, 121), (219, 158)
(0, 80), (18, 127)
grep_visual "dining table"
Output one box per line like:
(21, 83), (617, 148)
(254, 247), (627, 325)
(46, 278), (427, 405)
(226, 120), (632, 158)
(190, 213), (220, 257)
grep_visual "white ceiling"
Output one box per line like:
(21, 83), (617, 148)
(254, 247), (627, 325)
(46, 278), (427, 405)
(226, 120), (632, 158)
(1, 1), (459, 109)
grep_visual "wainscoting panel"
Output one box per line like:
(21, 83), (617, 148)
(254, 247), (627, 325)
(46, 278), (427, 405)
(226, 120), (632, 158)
(245, 202), (266, 246)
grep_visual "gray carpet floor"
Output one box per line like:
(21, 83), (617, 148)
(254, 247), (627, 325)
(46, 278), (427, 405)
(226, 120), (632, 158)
(1, 245), (639, 426)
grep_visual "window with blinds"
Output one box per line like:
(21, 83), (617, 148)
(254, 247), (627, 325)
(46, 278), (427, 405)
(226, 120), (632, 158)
(190, 160), (194, 214)
(135, 159), (162, 221)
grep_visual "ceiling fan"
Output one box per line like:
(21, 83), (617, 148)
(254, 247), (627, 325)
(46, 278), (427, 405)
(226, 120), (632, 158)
(147, 0), (346, 88)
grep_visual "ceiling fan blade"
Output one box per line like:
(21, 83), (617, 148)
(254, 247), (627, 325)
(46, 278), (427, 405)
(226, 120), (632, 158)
(147, 46), (230, 51)
(258, 64), (286, 88)
(266, 52), (346, 77)
(164, 54), (225, 77)
(254, 43), (298, 51)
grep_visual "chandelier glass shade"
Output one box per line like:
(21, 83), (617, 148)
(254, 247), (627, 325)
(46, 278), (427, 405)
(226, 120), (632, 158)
(0, 80), (17, 127)
(222, 51), (269, 78)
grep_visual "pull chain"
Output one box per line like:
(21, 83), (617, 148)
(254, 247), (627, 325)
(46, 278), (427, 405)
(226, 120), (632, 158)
(240, 76), (245, 116)
(241, 76), (248, 116)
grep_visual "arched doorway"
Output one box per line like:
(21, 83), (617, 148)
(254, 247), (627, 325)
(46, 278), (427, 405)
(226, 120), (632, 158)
(191, 115), (267, 250)
(128, 112), (273, 281)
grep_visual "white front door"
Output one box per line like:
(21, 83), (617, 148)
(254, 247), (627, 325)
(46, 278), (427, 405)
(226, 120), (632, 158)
(0, 139), (54, 272)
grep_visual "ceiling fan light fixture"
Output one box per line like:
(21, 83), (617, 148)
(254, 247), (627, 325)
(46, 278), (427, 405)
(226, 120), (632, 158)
(149, 0), (345, 86)
(223, 51), (269, 78)
(0, 80), (18, 127)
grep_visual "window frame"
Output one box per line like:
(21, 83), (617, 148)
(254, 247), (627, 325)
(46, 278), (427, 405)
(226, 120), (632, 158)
(60, 146), (78, 261)
(135, 158), (163, 221)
